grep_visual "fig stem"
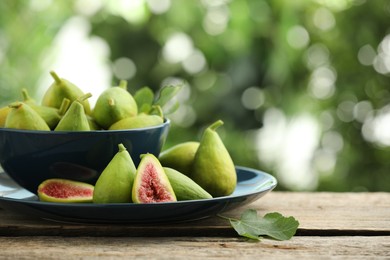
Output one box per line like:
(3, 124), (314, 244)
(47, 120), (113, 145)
(118, 143), (127, 152)
(119, 80), (128, 89)
(108, 98), (115, 106)
(21, 88), (33, 102)
(50, 71), (62, 84)
(77, 93), (93, 102)
(208, 120), (224, 131)
(58, 98), (71, 116)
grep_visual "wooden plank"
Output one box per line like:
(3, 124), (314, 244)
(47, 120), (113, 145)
(0, 192), (389, 237)
(249, 192), (390, 233)
(0, 236), (389, 259)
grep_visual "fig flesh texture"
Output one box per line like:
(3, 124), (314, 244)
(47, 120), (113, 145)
(163, 167), (212, 201)
(5, 102), (50, 131)
(109, 114), (164, 130)
(93, 143), (137, 203)
(42, 70), (91, 115)
(132, 153), (176, 203)
(159, 141), (200, 176)
(37, 178), (94, 203)
(190, 120), (237, 197)
(54, 93), (92, 131)
(92, 80), (138, 129)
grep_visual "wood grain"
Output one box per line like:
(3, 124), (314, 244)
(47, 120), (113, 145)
(0, 236), (389, 259)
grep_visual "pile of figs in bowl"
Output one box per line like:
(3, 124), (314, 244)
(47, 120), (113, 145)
(0, 70), (241, 206)
(0, 71), (173, 194)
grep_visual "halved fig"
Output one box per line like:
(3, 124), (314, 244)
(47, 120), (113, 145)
(132, 153), (176, 203)
(37, 178), (94, 203)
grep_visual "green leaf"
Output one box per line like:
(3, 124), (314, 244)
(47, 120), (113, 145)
(134, 87), (154, 114)
(149, 105), (164, 117)
(154, 85), (182, 108)
(162, 100), (180, 115)
(222, 209), (299, 241)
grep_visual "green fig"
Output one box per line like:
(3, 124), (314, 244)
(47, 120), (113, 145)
(163, 167), (212, 201)
(0, 106), (11, 127)
(190, 120), (237, 197)
(37, 178), (94, 203)
(93, 143), (137, 203)
(159, 142), (200, 176)
(21, 88), (70, 129)
(5, 102), (50, 131)
(92, 80), (138, 129)
(42, 70), (91, 115)
(54, 93), (92, 131)
(132, 153), (176, 203)
(86, 115), (102, 130)
(109, 114), (164, 130)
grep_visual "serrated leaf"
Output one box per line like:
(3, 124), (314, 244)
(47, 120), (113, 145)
(154, 85), (182, 108)
(225, 209), (299, 241)
(134, 87), (154, 114)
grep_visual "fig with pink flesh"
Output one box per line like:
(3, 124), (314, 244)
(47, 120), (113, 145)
(132, 153), (176, 203)
(37, 178), (94, 203)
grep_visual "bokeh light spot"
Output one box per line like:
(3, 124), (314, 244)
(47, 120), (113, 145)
(112, 57), (137, 80)
(146, 0), (171, 14)
(162, 32), (193, 64)
(308, 66), (336, 99)
(287, 25), (310, 49)
(313, 7), (336, 31)
(358, 44), (376, 66)
(182, 49), (207, 75)
(241, 87), (265, 110)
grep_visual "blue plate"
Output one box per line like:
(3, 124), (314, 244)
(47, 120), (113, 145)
(0, 166), (277, 224)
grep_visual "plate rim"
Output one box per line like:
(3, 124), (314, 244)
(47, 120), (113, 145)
(0, 166), (277, 207)
(0, 166), (277, 223)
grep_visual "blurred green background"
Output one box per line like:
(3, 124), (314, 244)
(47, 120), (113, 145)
(1, 0), (389, 192)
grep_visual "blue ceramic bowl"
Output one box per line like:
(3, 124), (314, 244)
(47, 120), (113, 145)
(0, 119), (170, 194)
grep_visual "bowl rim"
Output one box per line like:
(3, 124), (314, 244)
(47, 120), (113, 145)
(0, 118), (170, 135)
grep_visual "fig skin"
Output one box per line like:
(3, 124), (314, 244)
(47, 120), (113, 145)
(21, 88), (64, 129)
(108, 114), (164, 130)
(42, 70), (91, 115)
(54, 93), (92, 131)
(132, 153), (176, 203)
(93, 143), (137, 203)
(159, 142), (200, 176)
(37, 178), (94, 203)
(0, 106), (11, 127)
(189, 120), (237, 197)
(5, 102), (50, 131)
(164, 167), (212, 201)
(92, 80), (138, 129)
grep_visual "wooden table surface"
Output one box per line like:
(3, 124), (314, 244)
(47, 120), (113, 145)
(0, 192), (389, 259)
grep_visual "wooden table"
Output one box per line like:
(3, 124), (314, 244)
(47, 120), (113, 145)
(0, 192), (389, 259)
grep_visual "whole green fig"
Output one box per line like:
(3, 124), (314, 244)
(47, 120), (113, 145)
(92, 80), (138, 129)
(54, 93), (92, 131)
(42, 70), (91, 115)
(190, 120), (237, 197)
(159, 142), (200, 176)
(5, 102), (50, 131)
(93, 143), (137, 203)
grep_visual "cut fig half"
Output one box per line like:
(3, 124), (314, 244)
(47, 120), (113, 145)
(37, 178), (94, 203)
(132, 153), (176, 203)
